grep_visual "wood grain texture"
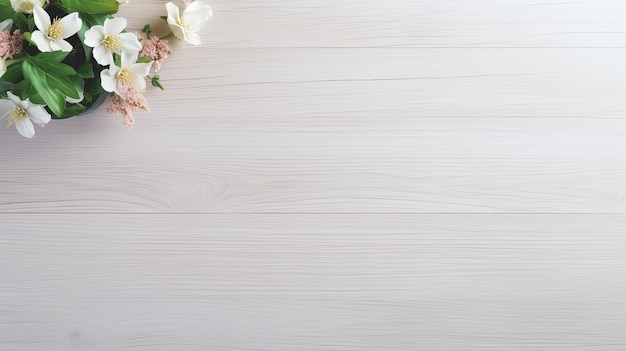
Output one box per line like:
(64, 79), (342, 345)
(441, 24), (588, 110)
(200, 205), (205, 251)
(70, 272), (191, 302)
(2, 214), (626, 351)
(121, 0), (626, 48)
(2, 0), (626, 350)
(3, 48), (626, 213)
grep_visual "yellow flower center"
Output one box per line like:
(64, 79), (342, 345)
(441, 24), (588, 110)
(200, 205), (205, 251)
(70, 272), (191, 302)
(101, 34), (123, 53)
(117, 67), (136, 86)
(46, 19), (65, 41)
(7, 107), (27, 127)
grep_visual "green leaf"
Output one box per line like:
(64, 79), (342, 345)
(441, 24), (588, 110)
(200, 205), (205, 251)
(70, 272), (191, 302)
(38, 51), (71, 64)
(11, 79), (45, 105)
(60, 0), (119, 14)
(13, 12), (30, 32)
(136, 56), (153, 64)
(22, 54), (82, 117)
(0, 2), (13, 23)
(58, 103), (86, 119)
(77, 60), (94, 78)
(0, 81), (13, 93)
(84, 68), (104, 99)
(143, 24), (152, 35)
(151, 75), (164, 90)
(22, 31), (34, 46)
(1, 61), (23, 82)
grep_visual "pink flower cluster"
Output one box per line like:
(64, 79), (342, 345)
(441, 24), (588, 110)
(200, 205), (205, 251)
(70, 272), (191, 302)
(109, 29), (173, 127)
(107, 86), (150, 129)
(0, 29), (23, 59)
(137, 32), (170, 72)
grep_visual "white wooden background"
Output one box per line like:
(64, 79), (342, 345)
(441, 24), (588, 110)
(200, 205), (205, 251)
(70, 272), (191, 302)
(3, 0), (626, 350)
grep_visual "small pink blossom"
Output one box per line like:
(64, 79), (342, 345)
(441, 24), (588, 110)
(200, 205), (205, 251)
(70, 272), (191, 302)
(137, 31), (171, 72)
(0, 29), (23, 59)
(107, 86), (150, 129)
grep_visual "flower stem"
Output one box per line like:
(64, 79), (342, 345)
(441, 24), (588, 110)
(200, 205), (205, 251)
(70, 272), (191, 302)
(160, 32), (176, 40)
(5, 58), (26, 66)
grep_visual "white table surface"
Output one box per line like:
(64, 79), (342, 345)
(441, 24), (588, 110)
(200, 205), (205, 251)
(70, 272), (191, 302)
(3, 1), (626, 350)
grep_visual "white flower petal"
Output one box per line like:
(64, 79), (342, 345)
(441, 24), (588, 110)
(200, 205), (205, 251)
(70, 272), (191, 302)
(0, 19), (13, 32)
(65, 90), (84, 104)
(50, 39), (73, 52)
(131, 62), (152, 79)
(15, 119), (35, 138)
(93, 45), (113, 66)
(31, 30), (51, 52)
(104, 17), (127, 35)
(0, 59), (6, 79)
(32, 5), (50, 32)
(11, 0), (48, 14)
(119, 32), (142, 52)
(59, 12), (82, 38)
(100, 69), (118, 93)
(84, 25), (105, 47)
(166, 2), (181, 24)
(133, 77), (146, 92)
(186, 32), (202, 45)
(0, 99), (14, 119)
(169, 23), (187, 41)
(6, 92), (21, 106)
(27, 105), (51, 124)
(183, 2), (212, 31)
(121, 51), (139, 67)
(0, 110), (10, 120)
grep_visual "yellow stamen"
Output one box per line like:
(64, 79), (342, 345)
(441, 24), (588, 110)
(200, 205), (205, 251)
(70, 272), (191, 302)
(7, 107), (27, 128)
(46, 19), (65, 41)
(117, 68), (136, 86)
(101, 34), (123, 53)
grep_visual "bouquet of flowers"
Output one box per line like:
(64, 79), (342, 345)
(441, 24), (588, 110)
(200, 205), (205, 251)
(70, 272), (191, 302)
(0, 0), (212, 138)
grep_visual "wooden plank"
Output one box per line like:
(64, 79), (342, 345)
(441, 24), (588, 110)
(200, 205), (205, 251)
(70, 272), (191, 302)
(1, 214), (626, 350)
(4, 116), (626, 213)
(2, 48), (626, 213)
(119, 47), (626, 120)
(122, 0), (626, 48)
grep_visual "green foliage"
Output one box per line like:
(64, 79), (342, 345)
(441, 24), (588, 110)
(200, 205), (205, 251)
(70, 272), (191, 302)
(0, 0), (13, 23)
(0, 81), (12, 98)
(1, 0), (173, 121)
(1, 61), (23, 82)
(77, 13), (108, 60)
(59, 103), (86, 119)
(22, 52), (82, 117)
(60, 0), (119, 15)
(136, 56), (152, 64)
(77, 60), (94, 78)
(151, 75), (164, 90)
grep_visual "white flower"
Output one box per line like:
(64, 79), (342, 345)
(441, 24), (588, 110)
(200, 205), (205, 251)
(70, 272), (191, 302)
(31, 5), (82, 52)
(166, 1), (212, 45)
(100, 52), (152, 95)
(84, 17), (142, 66)
(0, 92), (51, 138)
(10, 0), (48, 14)
(117, 0), (129, 4)
(0, 18), (12, 31)
(0, 59), (6, 79)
